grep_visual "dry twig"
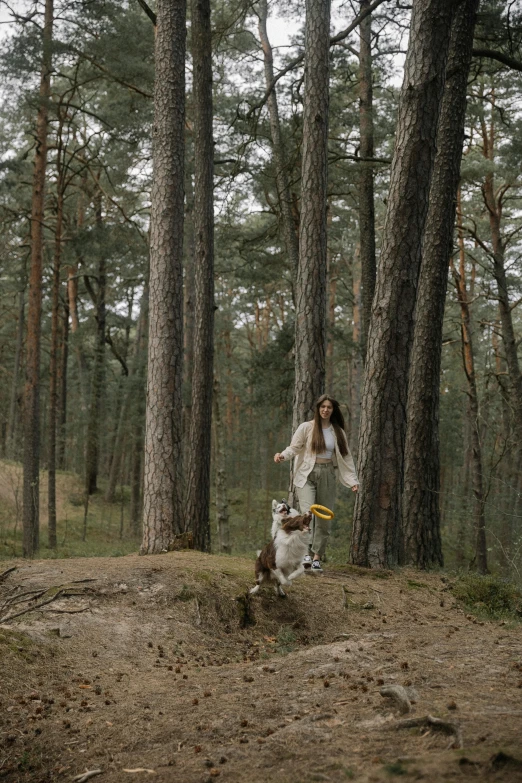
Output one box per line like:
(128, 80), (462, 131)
(72, 770), (103, 782)
(394, 714), (463, 748)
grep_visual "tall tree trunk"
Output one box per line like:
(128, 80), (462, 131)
(358, 0), (376, 359)
(257, 0), (300, 287)
(183, 163), (195, 467)
(402, 0), (479, 568)
(185, 0), (214, 552)
(326, 254), (336, 393)
(293, 0), (331, 432)
(351, 0), (455, 569)
(213, 377), (231, 554)
(6, 287), (25, 460)
(451, 224), (488, 575)
(105, 289), (148, 503)
(48, 124), (65, 549)
(84, 190), (106, 499)
(348, 246), (362, 446)
(57, 295), (69, 470)
(483, 176), (522, 441)
(22, 0), (54, 557)
(130, 288), (148, 535)
(141, 0), (186, 555)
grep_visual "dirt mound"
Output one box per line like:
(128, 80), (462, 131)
(1, 553), (521, 782)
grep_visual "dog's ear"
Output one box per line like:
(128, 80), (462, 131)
(272, 499), (277, 511)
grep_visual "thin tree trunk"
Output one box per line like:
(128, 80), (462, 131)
(351, 0), (455, 569)
(57, 295), (69, 470)
(105, 289), (148, 503)
(130, 289), (148, 536)
(22, 0), (53, 557)
(48, 123), (66, 550)
(348, 246), (362, 447)
(402, 0), (479, 568)
(358, 0), (376, 359)
(183, 163), (195, 465)
(257, 0), (300, 287)
(7, 287), (25, 460)
(141, 0), (186, 554)
(451, 225), (488, 575)
(84, 190), (106, 500)
(326, 255), (336, 393)
(185, 0), (214, 552)
(293, 0), (331, 433)
(213, 377), (231, 554)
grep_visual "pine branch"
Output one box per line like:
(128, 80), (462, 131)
(136, 0), (156, 26)
(473, 48), (522, 72)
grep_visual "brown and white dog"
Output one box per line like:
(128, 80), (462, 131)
(271, 498), (300, 539)
(250, 512), (312, 598)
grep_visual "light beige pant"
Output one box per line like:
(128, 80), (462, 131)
(296, 463), (336, 558)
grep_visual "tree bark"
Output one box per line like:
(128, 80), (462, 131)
(402, 0), (479, 569)
(184, 0), (215, 552)
(141, 0), (186, 555)
(358, 0), (376, 360)
(22, 0), (53, 557)
(257, 0), (300, 288)
(351, 0), (455, 569)
(183, 163), (195, 470)
(293, 0), (331, 433)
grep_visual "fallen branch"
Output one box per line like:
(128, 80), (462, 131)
(394, 714), (463, 748)
(0, 566), (17, 582)
(72, 770), (103, 782)
(0, 589), (65, 623)
(40, 606), (91, 614)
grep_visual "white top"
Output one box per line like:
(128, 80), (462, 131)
(280, 421), (359, 489)
(316, 426), (335, 460)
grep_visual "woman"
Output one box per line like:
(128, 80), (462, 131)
(274, 394), (359, 571)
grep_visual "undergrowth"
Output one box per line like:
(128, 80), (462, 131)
(451, 573), (522, 621)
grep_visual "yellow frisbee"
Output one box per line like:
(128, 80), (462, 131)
(310, 504), (334, 520)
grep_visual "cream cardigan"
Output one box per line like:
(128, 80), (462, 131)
(280, 421), (359, 489)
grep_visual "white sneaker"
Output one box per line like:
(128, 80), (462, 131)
(302, 554), (313, 569)
(311, 559), (323, 572)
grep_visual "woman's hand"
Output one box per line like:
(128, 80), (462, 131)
(274, 453), (285, 463)
(351, 484), (359, 492)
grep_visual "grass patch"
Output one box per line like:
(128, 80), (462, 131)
(407, 579), (430, 590)
(451, 574), (522, 620)
(276, 624), (297, 655)
(175, 584), (195, 602)
(384, 761), (408, 776)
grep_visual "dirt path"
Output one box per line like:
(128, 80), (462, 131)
(1, 553), (521, 783)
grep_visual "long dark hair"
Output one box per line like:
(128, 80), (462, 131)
(310, 394), (348, 457)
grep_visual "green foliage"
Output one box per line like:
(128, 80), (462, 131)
(451, 574), (522, 620)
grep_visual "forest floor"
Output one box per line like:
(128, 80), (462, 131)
(1, 552), (522, 783)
